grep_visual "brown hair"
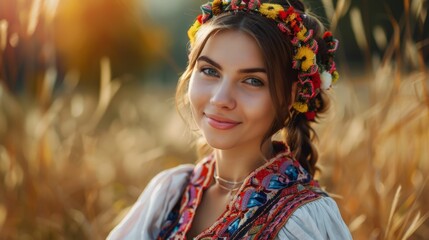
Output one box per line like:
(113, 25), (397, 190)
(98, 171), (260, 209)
(176, 0), (331, 176)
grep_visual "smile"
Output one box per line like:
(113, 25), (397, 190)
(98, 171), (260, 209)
(204, 113), (241, 130)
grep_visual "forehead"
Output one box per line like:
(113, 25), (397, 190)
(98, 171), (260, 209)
(198, 30), (265, 68)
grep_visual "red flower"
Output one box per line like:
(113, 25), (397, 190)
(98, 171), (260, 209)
(286, 6), (295, 15)
(305, 111), (316, 120)
(312, 72), (321, 90)
(323, 31), (333, 39)
(279, 10), (287, 20)
(197, 14), (203, 23)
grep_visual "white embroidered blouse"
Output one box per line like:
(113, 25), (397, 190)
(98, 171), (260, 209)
(107, 165), (352, 240)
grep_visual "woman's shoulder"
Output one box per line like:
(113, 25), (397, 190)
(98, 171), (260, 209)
(275, 196), (353, 240)
(107, 164), (194, 240)
(150, 163), (195, 184)
(139, 163), (195, 203)
(140, 163), (195, 197)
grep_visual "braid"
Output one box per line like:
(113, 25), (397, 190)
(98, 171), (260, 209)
(283, 5), (332, 177)
(285, 113), (318, 176)
(284, 91), (330, 176)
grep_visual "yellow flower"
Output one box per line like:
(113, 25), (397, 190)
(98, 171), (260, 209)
(212, 0), (222, 15)
(259, 3), (284, 19)
(187, 19), (201, 45)
(292, 102), (308, 113)
(296, 27), (307, 41)
(294, 46), (315, 71)
(332, 70), (339, 83)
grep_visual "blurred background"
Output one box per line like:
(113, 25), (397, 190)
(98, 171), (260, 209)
(0, 0), (428, 239)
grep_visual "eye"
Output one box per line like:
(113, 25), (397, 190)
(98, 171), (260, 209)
(243, 78), (264, 87)
(201, 67), (220, 77)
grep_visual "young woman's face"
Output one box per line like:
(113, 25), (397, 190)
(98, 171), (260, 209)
(188, 30), (276, 151)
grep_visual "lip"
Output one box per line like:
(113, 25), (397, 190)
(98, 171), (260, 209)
(204, 113), (241, 130)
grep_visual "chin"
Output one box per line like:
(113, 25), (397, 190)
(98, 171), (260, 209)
(203, 135), (236, 150)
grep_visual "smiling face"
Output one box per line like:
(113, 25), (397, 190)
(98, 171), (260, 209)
(188, 30), (276, 151)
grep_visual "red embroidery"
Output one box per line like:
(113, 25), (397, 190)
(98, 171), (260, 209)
(159, 142), (322, 239)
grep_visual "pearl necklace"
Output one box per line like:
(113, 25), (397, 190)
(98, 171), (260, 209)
(213, 170), (245, 192)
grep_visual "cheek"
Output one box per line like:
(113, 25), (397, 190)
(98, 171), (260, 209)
(188, 73), (205, 116)
(247, 94), (275, 120)
(246, 95), (276, 130)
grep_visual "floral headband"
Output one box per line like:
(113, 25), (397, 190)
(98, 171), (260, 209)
(187, 0), (339, 121)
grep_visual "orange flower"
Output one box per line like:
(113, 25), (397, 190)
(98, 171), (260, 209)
(212, 0), (222, 15)
(287, 13), (297, 22)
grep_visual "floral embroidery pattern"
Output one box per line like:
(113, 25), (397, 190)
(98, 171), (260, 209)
(158, 142), (323, 239)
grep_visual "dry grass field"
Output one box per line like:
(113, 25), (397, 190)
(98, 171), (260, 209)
(0, 0), (428, 239)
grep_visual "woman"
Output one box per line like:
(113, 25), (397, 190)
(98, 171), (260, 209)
(108, 0), (352, 239)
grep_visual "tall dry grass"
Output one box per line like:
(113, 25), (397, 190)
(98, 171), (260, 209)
(0, 67), (192, 239)
(316, 66), (428, 239)
(318, 0), (429, 239)
(0, 0), (428, 239)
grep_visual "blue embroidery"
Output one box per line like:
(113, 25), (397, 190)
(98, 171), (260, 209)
(227, 218), (240, 235)
(247, 191), (267, 208)
(268, 175), (287, 189)
(285, 165), (298, 181)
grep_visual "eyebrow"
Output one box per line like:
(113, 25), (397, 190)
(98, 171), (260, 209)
(197, 55), (266, 74)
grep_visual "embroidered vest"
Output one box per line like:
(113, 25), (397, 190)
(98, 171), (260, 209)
(158, 142), (323, 240)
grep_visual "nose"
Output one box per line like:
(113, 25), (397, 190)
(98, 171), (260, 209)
(209, 78), (236, 109)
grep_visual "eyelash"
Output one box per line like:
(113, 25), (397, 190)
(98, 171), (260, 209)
(244, 78), (264, 87)
(201, 67), (219, 77)
(200, 67), (265, 87)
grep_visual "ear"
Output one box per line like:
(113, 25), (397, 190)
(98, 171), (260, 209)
(289, 82), (298, 110)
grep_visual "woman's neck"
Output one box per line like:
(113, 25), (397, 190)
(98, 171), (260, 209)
(213, 140), (273, 183)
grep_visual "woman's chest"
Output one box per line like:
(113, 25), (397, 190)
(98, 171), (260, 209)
(186, 186), (233, 239)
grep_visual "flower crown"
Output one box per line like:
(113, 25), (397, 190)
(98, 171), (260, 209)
(187, 0), (339, 121)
